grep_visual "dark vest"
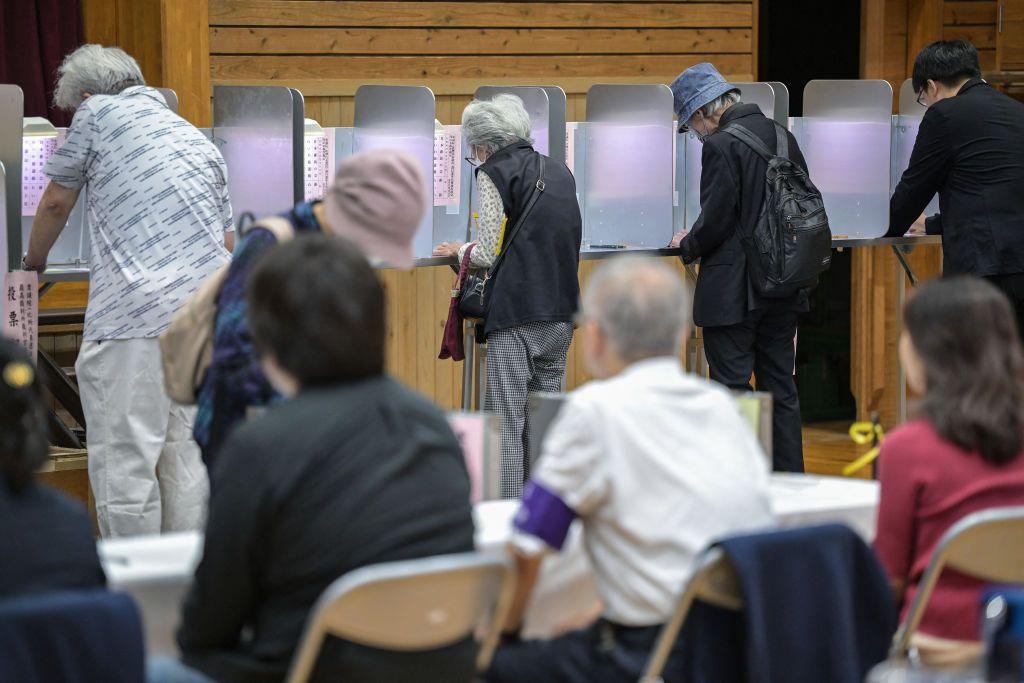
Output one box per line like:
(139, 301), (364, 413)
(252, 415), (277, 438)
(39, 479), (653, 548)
(479, 141), (582, 336)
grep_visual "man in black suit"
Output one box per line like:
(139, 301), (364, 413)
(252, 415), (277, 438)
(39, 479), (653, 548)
(154, 235), (476, 683)
(669, 63), (809, 473)
(888, 40), (1024, 332)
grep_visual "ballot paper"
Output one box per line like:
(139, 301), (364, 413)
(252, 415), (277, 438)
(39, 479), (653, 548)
(433, 125), (462, 206)
(22, 135), (60, 215)
(304, 132), (330, 202)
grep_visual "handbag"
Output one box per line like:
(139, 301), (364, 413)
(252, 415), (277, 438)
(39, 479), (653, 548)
(458, 156), (547, 321)
(159, 215), (297, 404)
(439, 244), (476, 361)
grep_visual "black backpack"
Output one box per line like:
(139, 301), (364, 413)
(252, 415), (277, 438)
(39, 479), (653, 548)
(720, 122), (832, 297)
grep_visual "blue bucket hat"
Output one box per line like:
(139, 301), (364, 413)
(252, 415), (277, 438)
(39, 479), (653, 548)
(670, 63), (739, 133)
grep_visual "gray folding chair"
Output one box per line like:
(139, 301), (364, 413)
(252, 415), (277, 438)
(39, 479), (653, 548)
(285, 552), (516, 683)
(889, 506), (1024, 660)
(640, 547), (744, 683)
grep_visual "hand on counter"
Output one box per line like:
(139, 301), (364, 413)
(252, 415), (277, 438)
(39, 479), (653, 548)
(669, 230), (689, 248)
(432, 241), (464, 259)
(907, 214), (927, 236)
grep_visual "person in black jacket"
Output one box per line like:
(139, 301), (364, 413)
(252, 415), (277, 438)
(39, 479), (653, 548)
(158, 235), (477, 683)
(0, 338), (106, 600)
(887, 40), (1024, 334)
(434, 94), (583, 498)
(669, 63), (808, 472)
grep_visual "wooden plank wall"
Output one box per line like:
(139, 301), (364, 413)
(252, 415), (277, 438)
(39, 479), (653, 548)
(944, 1), (998, 68)
(206, 0), (757, 407)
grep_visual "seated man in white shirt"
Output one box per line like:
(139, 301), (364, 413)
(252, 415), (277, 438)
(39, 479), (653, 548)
(486, 256), (776, 683)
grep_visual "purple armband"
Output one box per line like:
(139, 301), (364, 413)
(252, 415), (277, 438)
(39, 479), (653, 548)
(514, 481), (577, 551)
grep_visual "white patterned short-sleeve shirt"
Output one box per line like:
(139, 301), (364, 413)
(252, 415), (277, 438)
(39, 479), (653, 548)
(45, 86), (232, 341)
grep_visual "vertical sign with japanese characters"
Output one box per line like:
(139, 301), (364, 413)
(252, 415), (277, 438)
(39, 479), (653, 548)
(4, 271), (38, 359)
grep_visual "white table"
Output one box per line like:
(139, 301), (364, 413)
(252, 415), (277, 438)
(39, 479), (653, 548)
(99, 473), (879, 653)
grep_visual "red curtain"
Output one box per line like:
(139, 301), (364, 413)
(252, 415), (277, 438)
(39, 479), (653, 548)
(0, 0), (84, 126)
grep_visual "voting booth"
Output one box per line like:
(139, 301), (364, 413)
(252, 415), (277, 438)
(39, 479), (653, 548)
(0, 84), (22, 272)
(582, 84), (675, 251)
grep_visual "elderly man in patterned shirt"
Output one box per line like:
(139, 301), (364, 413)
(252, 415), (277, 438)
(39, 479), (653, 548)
(25, 45), (233, 537)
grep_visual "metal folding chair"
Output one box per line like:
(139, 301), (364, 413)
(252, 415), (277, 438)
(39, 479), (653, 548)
(639, 547), (743, 683)
(889, 506), (1024, 659)
(285, 552), (515, 683)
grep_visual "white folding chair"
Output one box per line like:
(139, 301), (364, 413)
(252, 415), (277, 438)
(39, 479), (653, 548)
(285, 552), (515, 683)
(639, 547), (743, 683)
(889, 506), (1024, 660)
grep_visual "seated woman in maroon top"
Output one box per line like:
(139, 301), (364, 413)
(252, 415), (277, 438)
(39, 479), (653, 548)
(874, 276), (1024, 667)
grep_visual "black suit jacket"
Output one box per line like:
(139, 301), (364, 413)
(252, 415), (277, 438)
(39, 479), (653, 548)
(887, 79), (1024, 276)
(178, 376), (476, 683)
(680, 104), (809, 328)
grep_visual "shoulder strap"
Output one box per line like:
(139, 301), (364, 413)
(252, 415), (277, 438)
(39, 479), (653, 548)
(721, 123), (775, 161)
(487, 155), (547, 275)
(773, 123), (790, 161)
(244, 214), (297, 243)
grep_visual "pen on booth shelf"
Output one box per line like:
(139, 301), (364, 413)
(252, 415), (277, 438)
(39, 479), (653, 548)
(589, 244), (627, 250)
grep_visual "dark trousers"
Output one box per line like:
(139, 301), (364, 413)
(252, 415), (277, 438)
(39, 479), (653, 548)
(986, 273), (1024, 340)
(486, 619), (682, 683)
(702, 306), (804, 473)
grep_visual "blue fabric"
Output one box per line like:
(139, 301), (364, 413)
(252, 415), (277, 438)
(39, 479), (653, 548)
(193, 202), (322, 462)
(0, 589), (145, 683)
(515, 481), (577, 550)
(679, 524), (897, 683)
(670, 62), (739, 129)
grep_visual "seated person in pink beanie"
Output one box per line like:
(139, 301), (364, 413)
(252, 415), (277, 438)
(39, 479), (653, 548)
(193, 150), (426, 463)
(874, 276), (1024, 668)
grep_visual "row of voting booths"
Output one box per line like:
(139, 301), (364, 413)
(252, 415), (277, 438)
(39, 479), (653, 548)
(0, 79), (939, 452)
(1, 78), (937, 276)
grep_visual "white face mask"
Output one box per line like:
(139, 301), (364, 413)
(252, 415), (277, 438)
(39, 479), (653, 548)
(695, 116), (712, 143)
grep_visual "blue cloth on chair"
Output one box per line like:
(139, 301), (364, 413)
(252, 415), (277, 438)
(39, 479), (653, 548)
(0, 589), (145, 683)
(679, 523), (897, 683)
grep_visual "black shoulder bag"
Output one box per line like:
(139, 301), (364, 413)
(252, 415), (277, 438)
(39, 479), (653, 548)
(458, 156), (547, 321)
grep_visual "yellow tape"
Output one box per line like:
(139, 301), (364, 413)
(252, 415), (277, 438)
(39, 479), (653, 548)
(842, 421), (886, 476)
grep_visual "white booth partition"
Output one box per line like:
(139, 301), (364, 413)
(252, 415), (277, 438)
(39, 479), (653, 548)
(892, 79), (939, 216)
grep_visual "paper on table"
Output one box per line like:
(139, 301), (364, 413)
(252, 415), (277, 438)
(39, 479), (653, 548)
(433, 125), (462, 206)
(22, 135), (60, 215)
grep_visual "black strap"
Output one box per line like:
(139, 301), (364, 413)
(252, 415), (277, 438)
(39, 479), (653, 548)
(721, 122), (789, 161)
(485, 155), (546, 277)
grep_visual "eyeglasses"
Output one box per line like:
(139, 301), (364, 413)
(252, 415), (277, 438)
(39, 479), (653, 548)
(916, 91), (927, 107)
(465, 155), (481, 167)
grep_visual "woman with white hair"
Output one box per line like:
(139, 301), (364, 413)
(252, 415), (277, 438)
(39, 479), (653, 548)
(434, 94), (582, 498)
(25, 44), (234, 538)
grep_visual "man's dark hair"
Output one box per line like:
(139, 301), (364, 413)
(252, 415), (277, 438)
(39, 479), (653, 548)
(0, 339), (49, 494)
(904, 276), (1024, 465)
(912, 40), (982, 94)
(247, 233), (385, 387)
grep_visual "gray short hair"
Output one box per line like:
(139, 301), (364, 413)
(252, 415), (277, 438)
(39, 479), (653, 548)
(582, 256), (691, 363)
(696, 89), (741, 120)
(54, 44), (145, 111)
(461, 94), (534, 155)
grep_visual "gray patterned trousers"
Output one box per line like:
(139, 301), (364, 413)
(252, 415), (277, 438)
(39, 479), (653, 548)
(485, 321), (574, 499)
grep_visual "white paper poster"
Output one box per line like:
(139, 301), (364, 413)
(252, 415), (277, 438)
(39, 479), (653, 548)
(433, 126), (462, 206)
(22, 135), (60, 215)
(4, 271), (39, 359)
(304, 133), (330, 202)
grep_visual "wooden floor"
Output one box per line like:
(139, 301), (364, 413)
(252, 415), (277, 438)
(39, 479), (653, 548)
(803, 421), (875, 480)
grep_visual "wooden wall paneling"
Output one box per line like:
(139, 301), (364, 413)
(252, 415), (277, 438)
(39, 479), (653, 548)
(907, 0), (946, 74)
(161, 0), (212, 125)
(945, 1), (997, 24)
(82, 0), (119, 46)
(210, 27), (752, 55)
(208, 2), (754, 29)
(997, 0), (1024, 70)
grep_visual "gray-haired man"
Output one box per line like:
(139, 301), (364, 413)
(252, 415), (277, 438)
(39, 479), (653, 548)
(25, 45), (233, 537)
(669, 62), (810, 473)
(487, 256), (774, 682)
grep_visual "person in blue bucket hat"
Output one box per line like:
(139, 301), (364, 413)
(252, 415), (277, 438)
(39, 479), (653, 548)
(669, 62), (812, 473)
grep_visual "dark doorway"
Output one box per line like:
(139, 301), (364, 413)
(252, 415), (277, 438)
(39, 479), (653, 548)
(759, 0), (863, 115)
(759, 0), (862, 422)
